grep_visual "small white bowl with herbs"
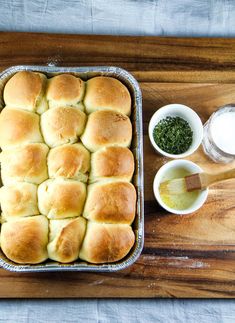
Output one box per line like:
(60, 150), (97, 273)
(148, 104), (203, 158)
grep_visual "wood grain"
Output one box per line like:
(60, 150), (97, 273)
(1, 32), (235, 82)
(1, 32), (235, 298)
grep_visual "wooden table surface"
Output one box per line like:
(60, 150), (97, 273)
(1, 32), (235, 298)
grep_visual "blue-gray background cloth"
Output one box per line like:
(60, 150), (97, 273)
(0, 1), (235, 322)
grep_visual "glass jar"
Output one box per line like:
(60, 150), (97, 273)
(202, 104), (235, 163)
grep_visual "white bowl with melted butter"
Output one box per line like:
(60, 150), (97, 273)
(153, 160), (208, 215)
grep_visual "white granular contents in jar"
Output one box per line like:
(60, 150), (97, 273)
(210, 112), (235, 154)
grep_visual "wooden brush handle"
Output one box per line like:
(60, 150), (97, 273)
(200, 168), (235, 188)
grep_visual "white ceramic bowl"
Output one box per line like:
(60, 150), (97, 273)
(153, 160), (208, 215)
(148, 104), (203, 158)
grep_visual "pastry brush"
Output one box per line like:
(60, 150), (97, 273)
(159, 168), (235, 195)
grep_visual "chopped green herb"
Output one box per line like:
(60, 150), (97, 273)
(153, 116), (193, 154)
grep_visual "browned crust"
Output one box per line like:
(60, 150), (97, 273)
(41, 107), (86, 147)
(54, 218), (86, 262)
(90, 146), (134, 180)
(84, 76), (131, 116)
(47, 74), (84, 102)
(0, 108), (43, 148)
(48, 143), (90, 179)
(0, 143), (49, 184)
(84, 182), (136, 224)
(38, 179), (87, 219)
(81, 110), (132, 151)
(79, 222), (135, 264)
(0, 216), (48, 264)
(3, 71), (44, 110)
(0, 183), (39, 217)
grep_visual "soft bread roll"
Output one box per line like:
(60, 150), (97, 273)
(47, 74), (85, 110)
(48, 143), (90, 182)
(79, 222), (135, 263)
(41, 106), (86, 147)
(38, 179), (86, 219)
(0, 215), (48, 264)
(89, 146), (134, 183)
(48, 217), (86, 263)
(0, 183), (39, 219)
(3, 71), (48, 114)
(84, 76), (131, 116)
(83, 181), (136, 224)
(0, 143), (49, 185)
(81, 110), (132, 152)
(0, 108), (43, 149)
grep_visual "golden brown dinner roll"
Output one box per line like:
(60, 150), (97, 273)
(83, 181), (136, 224)
(3, 71), (48, 114)
(46, 74), (85, 109)
(0, 108), (43, 149)
(47, 217), (86, 263)
(81, 110), (132, 152)
(0, 143), (49, 185)
(38, 179), (86, 219)
(48, 143), (90, 182)
(0, 215), (48, 264)
(84, 76), (131, 116)
(79, 221), (135, 263)
(89, 146), (134, 183)
(41, 106), (86, 147)
(0, 182), (39, 220)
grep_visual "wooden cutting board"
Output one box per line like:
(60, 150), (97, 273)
(1, 32), (235, 298)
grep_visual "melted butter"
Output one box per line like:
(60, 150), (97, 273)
(160, 167), (199, 210)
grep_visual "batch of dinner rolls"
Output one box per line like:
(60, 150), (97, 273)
(0, 71), (136, 265)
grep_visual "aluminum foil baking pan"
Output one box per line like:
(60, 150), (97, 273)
(0, 65), (144, 272)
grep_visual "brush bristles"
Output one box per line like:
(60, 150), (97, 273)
(159, 178), (187, 195)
